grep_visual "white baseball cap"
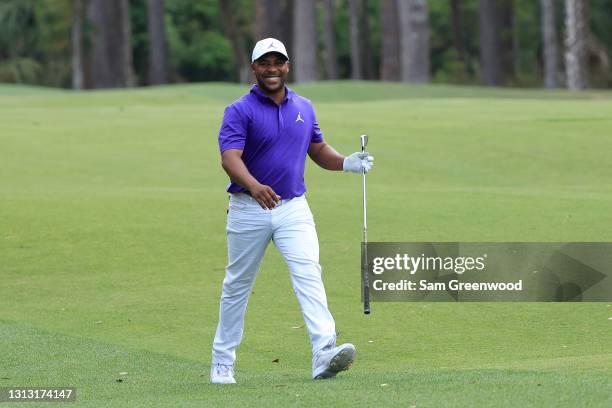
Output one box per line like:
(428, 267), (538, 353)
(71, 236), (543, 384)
(251, 38), (289, 63)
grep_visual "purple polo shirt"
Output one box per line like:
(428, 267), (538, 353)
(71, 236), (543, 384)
(218, 85), (324, 199)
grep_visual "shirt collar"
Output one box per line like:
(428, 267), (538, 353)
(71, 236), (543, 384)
(250, 84), (293, 104)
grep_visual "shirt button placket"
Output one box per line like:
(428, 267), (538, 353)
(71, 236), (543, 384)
(278, 104), (284, 132)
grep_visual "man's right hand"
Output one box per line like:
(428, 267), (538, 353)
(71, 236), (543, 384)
(221, 149), (280, 209)
(249, 183), (281, 210)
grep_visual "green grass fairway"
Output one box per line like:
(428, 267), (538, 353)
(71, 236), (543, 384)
(1, 82), (611, 407)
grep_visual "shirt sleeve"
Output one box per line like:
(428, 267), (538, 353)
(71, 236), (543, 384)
(311, 106), (324, 143)
(218, 104), (247, 153)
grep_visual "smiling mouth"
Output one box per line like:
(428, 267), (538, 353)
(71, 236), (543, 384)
(263, 76), (281, 86)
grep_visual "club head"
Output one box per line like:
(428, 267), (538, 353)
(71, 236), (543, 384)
(360, 134), (368, 150)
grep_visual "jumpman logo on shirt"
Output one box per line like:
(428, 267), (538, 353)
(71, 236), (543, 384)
(296, 112), (304, 123)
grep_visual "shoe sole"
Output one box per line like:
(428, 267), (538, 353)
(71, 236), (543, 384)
(314, 345), (355, 380)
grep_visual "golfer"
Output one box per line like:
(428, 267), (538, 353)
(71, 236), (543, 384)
(211, 38), (374, 384)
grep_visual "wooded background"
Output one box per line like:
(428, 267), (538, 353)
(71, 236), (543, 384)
(0, 0), (609, 90)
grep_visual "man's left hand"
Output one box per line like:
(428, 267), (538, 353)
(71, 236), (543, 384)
(343, 152), (374, 174)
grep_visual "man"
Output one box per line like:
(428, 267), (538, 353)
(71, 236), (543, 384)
(211, 38), (374, 384)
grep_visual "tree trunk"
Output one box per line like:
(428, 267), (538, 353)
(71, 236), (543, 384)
(479, 0), (514, 86)
(219, 0), (249, 82)
(450, 0), (467, 71)
(479, 0), (500, 85)
(349, 0), (362, 80)
(281, 0), (294, 52)
(87, 0), (113, 88)
(397, 0), (430, 83)
(119, 0), (135, 86)
(380, 0), (400, 81)
(293, 0), (318, 82)
(540, 0), (558, 88)
(255, 0), (281, 39)
(71, 0), (84, 89)
(87, 0), (135, 88)
(322, 0), (338, 80)
(500, 0), (514, 82)
(565, 0), (588, 90)
(361, 0), (375, 79)
(147, 0), (169, 85)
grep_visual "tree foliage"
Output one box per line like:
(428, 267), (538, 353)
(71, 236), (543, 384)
(0, 0), (610, 88)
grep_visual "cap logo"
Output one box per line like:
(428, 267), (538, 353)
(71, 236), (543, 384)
(267, 42), (276, 49)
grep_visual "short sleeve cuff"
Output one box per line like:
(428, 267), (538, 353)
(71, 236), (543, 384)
(220, 141), (245, 153)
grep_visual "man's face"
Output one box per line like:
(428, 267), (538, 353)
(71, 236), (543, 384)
(251, 53), (290, 94)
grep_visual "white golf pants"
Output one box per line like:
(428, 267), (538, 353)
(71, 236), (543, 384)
(212, 193), (336, 365)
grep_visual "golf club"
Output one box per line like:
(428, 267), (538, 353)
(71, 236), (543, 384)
(361, 134), (370, 315)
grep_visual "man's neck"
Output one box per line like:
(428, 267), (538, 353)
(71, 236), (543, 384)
(259, 85), (286, 105)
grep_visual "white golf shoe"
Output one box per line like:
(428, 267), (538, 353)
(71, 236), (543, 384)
(312, 343), (356, 379)
(210, 363), (236, 384)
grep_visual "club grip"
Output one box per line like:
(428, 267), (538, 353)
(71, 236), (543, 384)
(364, 298), (370, 315)
(362, 242), (370, 315)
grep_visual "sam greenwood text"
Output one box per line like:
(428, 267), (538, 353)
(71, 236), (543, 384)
(372, 279), (523, 291)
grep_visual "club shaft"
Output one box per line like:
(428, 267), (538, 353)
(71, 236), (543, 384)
(362, 174), (367, 241)
(361, 143), (370, 314)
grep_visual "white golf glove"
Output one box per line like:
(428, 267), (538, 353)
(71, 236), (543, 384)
(343, 152), (374, 174)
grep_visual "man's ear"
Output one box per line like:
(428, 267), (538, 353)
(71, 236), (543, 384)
(286, 62), (291, 72)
